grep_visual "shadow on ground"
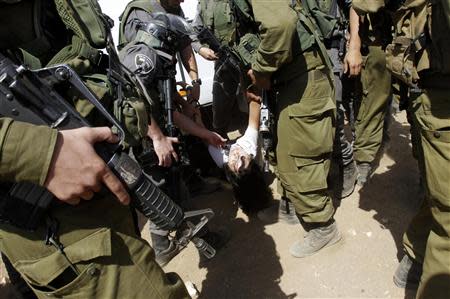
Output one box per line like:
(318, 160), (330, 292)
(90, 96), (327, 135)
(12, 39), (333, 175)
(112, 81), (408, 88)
(191, 185), (296, 299)
(357, 115), (421, 299)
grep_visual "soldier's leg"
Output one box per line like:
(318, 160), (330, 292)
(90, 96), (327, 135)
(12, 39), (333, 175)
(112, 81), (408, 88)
(276, 69), (340, 258)
(0, 197), (189, 299)
(407, 89), (450, 297)
(354, 45), (391, 185)
(212, 63), (245, 136)
(328, 49), (357, 198)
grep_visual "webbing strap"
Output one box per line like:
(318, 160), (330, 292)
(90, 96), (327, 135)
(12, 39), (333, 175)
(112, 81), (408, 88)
(297, 9), (333, 71)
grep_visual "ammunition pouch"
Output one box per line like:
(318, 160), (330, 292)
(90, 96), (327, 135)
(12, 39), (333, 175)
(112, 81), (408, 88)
(0, 182), (54, 231)
(232, 33), (260, 69)
(386, 34), (427, 87)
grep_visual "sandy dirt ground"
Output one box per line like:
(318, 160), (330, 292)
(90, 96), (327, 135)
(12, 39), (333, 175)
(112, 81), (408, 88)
(0, 111), (422, 298)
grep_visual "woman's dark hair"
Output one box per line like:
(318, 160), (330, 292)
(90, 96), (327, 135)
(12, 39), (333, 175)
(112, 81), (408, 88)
(224, 161), (272, 215)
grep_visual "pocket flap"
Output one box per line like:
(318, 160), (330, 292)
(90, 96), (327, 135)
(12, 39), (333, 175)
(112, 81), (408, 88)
(15, 228), (111, 286)
(288, 96), (335, 117)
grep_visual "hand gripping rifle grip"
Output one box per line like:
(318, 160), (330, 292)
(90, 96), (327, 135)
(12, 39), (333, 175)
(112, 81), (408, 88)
(97, 145), (184, 231)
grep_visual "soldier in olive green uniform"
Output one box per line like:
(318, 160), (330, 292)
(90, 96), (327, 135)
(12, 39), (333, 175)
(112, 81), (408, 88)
(353, 1), (450, 297)
(348, 8), (392, 186)
(191, 0), (250, 137)
(0, 0), (189, 298)
(226, 0), (341, 257)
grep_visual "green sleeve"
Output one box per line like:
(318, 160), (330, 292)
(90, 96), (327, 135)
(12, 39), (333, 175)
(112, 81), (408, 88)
(0, 118), (58, 185)
(351, 0), (385, 14)
(251, 0), (299, 76)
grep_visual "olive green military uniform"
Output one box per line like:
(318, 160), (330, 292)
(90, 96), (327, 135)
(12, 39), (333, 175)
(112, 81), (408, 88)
(353, 12), (392, 164)
(251, 0), (336, 223)
(192, 0), (249, 136)
(0, 0), (189, 298)
(354, 1), (450, 297)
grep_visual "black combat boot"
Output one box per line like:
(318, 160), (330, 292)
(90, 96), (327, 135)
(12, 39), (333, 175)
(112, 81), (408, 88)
(393, 255), (423, 289)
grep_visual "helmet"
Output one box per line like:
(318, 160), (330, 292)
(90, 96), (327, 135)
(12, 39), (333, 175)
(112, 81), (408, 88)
(138, 12), (193, 55)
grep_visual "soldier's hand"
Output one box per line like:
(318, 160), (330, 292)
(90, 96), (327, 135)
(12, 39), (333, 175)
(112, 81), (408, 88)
(44, 127), (130, 206)
(199, 47), (218, 61)
(202, 131), (227, 148)
(153, 135), (179, 167)
(344, 49), (362, 77)
(248, 69), (271, 90)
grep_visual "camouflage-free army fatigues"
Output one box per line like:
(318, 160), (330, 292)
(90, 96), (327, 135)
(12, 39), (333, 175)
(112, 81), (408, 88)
(353, 1), (450, 297)
(251, 0), (336, 223)
(0, 0), (189, 297)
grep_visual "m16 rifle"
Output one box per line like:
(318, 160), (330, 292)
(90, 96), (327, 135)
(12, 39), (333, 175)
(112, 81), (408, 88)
(259, 90), (275, 173)
(196, 27), (243, 87)
(0, 52), (215, 258)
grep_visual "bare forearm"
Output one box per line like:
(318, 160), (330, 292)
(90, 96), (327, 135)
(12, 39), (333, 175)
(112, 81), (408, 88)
(181, 46), (199, 81)
(248, 101), (261, 131)
(146, 116), (165, 140)
(173, 111), (207, 138)
(348, 7), (362, 51)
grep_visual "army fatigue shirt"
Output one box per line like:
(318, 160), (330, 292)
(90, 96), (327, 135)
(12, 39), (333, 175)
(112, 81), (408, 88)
(250, 0), (299, 76)
(0, 118), (57, 185)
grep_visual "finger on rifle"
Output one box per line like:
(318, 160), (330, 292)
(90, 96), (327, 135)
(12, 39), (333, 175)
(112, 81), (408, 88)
(87, 127), (119, 144)
(80, 190), (95, 201)
(101, 168), (130, 205)
(171, 150), (179, 162)
(343, 61), (348, 74)
(65, 197), (81, 206)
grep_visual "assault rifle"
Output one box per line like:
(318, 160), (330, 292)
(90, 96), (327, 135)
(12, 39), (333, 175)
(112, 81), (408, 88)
(259, 90), (274, 173)
(0, 53), (215, 258)
(197, 28), (243, 80)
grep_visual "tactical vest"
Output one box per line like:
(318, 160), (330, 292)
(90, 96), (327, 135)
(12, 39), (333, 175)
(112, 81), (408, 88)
(385, 0), (450, 87)
(302, 0), (340, 40)
(200, 0), (256, 48)
(0, 0), (108, 72)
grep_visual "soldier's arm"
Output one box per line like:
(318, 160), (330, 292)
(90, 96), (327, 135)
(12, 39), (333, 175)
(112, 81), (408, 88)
(251, 0), (298, 81)
(344, 6), (363, 76)
(192, 2), (218, 60)
(0, 118), (130, 205)
(180, 45), (201, 101)
(351, 0), (384, 15)
(0, 118), (57, 185)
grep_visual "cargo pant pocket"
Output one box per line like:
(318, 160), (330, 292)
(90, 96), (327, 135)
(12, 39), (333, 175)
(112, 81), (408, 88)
(14, 228), (111, 298)
(286, 96), (335, 158)
(420, 128), (450, 204)
(292, 157), (330, 193)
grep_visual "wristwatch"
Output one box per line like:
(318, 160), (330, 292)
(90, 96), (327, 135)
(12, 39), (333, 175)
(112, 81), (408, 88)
(191, 78), (202, 86)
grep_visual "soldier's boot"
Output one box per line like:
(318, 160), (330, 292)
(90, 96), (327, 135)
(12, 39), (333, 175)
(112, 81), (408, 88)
(339, 161), (358, 199)
(151, 233), (180, 267)
(356, 162), (372, 186)
(278, 197), (300, 225)
(290, 220), (342, 258)
(393, 255), (423, 289)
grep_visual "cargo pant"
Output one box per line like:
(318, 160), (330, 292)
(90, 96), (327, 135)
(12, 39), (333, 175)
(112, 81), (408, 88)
(276, 67), (336, 223)
(0, 196), (190, 299)
(402, 87), (450, 298)
(354, 45), (391, 163)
